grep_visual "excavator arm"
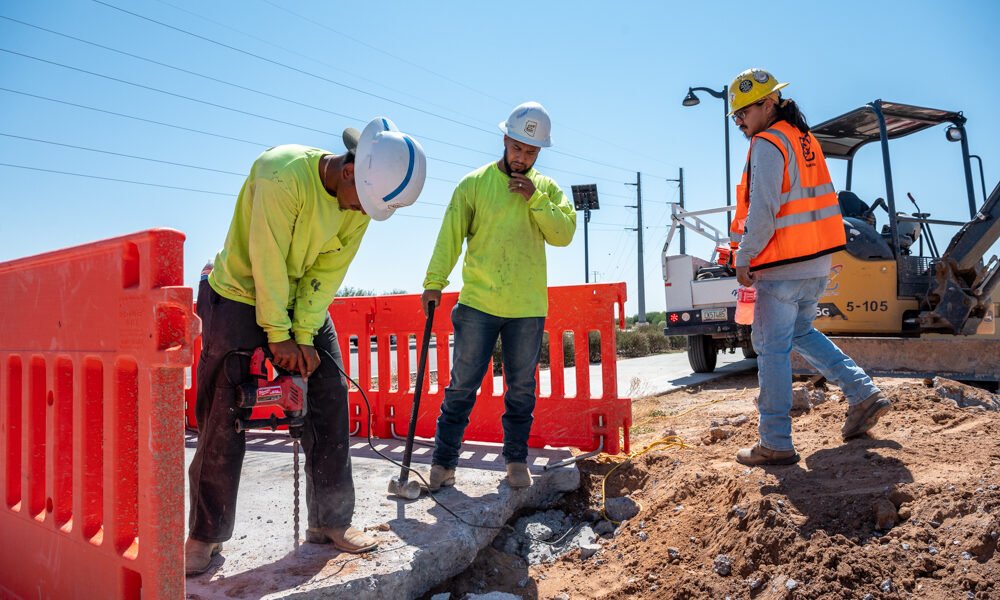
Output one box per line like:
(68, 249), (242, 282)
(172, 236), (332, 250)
(919, 181), (1000, 334)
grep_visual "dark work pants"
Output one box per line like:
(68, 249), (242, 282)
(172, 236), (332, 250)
(187, 280), (355, 543)
(432, 303), (546, 469)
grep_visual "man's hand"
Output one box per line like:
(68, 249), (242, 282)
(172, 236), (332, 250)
(508, 173), (536, 200)
(269, 339), (305, 376)
(299, 344), (320, 379)
(421, 289), (442, 317)
(736, 266), (755, 287)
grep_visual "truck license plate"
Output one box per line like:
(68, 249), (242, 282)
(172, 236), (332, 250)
(701, 308), (727, 322)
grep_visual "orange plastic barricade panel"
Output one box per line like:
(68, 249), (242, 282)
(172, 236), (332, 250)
(186, 284), (630, 455)
(0, 229), (197, 600)
(376, 284), (631, 454)
(183, 296), (377, 437)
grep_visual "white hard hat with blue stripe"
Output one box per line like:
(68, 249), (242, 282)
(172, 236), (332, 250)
(355, 117), (427, 221)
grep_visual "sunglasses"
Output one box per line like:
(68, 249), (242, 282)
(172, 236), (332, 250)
(732, 99), (766, 122)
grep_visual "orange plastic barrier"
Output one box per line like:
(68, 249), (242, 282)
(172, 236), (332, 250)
(0, 229), (198, 599)
(186, 283), (630, 455)
(375, 284), (631, 454)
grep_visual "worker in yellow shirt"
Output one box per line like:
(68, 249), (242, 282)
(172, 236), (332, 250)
(186, 118), (426, 576)
(421, 102), (577, 490)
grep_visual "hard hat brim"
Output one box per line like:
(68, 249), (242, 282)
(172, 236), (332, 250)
(355, 117), (426, 221)
(498, 121), (552, 148)
(356, 117), (398, 221)
(728, 81), (789, 116)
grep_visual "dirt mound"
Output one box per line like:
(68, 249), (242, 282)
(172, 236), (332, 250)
(425, 376), (1000, 600)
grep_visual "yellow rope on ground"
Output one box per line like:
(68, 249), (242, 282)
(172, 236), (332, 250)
(600, 395), (734, 524)
(600, 436), (692, 524)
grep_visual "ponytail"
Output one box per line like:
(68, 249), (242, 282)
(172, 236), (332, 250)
(775, 97), (810, 133)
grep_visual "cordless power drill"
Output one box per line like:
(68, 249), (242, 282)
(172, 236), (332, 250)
(234, 347), (308, 439)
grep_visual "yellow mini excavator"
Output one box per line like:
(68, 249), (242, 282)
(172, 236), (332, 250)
(662, 100), (999, 386)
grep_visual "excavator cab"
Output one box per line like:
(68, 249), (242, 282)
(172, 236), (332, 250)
(810, 100), (999, 337)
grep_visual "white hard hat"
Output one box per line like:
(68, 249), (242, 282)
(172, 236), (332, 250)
(498, 101), (552, 148)
(355, 117), (427, 221)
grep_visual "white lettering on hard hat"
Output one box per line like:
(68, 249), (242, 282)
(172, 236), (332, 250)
(524, 120), (538, 136)
(739, 80), (753, 93)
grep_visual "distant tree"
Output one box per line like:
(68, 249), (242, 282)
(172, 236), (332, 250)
(336, 286), (375, 297)
(626, 311), (667, 326)
(336, 287), (409, 297)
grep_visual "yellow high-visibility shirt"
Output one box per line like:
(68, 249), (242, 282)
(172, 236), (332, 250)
(209, 145), (370, 345)
(423, 162), (576, 317)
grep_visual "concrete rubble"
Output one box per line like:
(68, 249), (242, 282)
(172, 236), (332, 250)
(184, 432), (579, 600)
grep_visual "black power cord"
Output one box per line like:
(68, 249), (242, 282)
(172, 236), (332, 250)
(320, 347), (589, 548)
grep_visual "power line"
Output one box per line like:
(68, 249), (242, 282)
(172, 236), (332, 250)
(0, 161), (449, 217)
(0, 133), (454, 208)
(0, 16), (503, 160)
(91, 0), (497, 135)
(0, 132), (247, 176)
(151, 0), (492, 132)
(0, 86), (268, 147)
(256, 0), (512, 110)
(0, 49), (483, 172)
(0, 48), (341, 136)
(0, 46), (617, 184)
(91, 0), (667, 178)
(0, 161), (233, 196)
(256, 0), (674, 174)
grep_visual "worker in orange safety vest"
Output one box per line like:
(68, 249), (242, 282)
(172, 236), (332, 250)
(726, 68), (890, 467)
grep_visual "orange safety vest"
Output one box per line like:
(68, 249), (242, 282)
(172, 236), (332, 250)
(729, 120), (846, 271)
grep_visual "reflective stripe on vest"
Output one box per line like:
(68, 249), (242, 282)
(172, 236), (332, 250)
(730, 120), (846, 271)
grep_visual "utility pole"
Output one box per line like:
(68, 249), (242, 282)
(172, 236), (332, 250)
(665, 168), (685, 254)
(626, 172), (645, 323)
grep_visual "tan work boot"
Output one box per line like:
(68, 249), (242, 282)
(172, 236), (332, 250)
(842, 392), (892, 440)
(305, 525), (378, 553)
(184, 538), (223, 577)
(735, 443), (800, 466)
(506, 462), (532, 488)
(426, 464), (456, 491)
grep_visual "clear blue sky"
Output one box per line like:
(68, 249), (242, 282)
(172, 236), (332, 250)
(2, 0), (997, 318)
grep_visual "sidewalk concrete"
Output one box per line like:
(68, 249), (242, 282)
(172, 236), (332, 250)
(184, 433), (578, 600)
(184, 352), (754, 599)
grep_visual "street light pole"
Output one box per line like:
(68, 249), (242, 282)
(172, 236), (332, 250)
(683, 84), (733, 228)
(970, 154), (987, 207)
(571, 184), (601, 284)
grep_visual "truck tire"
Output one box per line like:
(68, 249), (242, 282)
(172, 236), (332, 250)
(737, 325), (757, 359)
(688, 335), (717, 373)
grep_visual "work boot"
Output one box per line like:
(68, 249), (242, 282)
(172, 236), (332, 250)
(305, 525), (378, 553)
(842, 392), (892, 440)
(184, 538), (222, 577)
(735, 443), (800, 466)
(426, 464), (456, 491)
(506, 462), (532, 488)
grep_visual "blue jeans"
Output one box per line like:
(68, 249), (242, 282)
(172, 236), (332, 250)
(752, 276), (880, 452)
(433, 304), (546, 468)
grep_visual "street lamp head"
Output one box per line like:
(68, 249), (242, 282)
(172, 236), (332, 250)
(682, 89), (700, 107)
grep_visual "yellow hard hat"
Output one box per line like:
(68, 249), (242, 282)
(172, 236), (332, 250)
(727, 68), (789, 115)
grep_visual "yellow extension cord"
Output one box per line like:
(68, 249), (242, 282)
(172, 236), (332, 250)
(600, 396), (730, 524)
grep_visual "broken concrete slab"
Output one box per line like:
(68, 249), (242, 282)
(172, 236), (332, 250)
(184, 432), (579, 600)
